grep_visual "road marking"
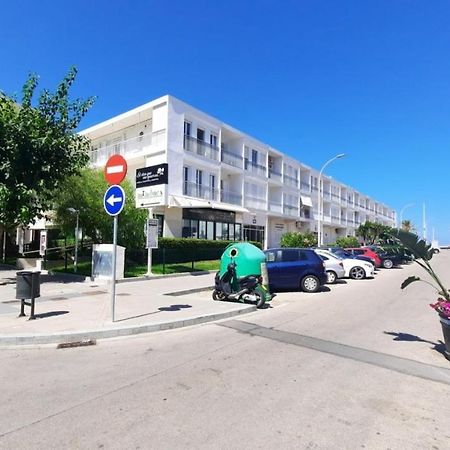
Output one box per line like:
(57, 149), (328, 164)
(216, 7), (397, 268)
(219, 320), (450, 386)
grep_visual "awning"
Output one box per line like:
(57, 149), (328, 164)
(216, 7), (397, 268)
(168, 195), (249, 213)
(168, 195), (210, 208)
(300, 195), (313, 207)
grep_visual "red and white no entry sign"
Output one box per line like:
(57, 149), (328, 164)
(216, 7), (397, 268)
(104, 155), (128, 185)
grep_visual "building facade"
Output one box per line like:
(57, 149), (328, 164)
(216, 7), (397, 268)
(81, 95), (396, 248)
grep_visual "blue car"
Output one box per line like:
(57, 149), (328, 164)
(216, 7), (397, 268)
(264, 248), (327, 293)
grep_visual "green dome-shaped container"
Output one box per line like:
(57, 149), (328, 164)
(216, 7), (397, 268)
(219, 242), (265, 279)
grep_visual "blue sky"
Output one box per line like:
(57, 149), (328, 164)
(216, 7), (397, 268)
(1, 0), (450, 242)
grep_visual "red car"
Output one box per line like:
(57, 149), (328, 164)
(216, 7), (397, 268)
(345, 247), (382, 268)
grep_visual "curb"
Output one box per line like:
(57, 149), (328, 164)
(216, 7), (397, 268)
(0, 304), (256, 347)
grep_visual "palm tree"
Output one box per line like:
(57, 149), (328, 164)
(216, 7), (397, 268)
(401, 220), (415, 233)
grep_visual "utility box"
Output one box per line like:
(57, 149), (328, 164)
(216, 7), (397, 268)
(92, 244), (125, 280)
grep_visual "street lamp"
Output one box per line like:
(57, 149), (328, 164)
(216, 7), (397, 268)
(67, 208), (79, 273)
(317, 153), (346, 246)
(399, 203), (415, 228)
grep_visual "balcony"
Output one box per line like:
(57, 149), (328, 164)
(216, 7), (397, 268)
(90, 130), (165, 166)
(183, 182), (217, 201)
(322, 191), (331, 201)
(244, 196), (266, 210)
(220, 190), (242, 206)
(331, 215), (340, 223)
(331, 193), (340, 202)
(283, 204), (299, 217)
(268, 169), (282, 183)
(300, 209), (312, 219)
(221, 149), (243, 168)
(301, 182), (311, 192)
(244, 159), (267, 177)
(268, 201), (283, 213)
(283, 174), (298, 188)
(184, 135), (219, 161)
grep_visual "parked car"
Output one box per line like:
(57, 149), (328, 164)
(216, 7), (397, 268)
(319, 246), (375, 267)
(365, 245), (408, 269)
(344, 247), (382, 267)
(264, 248), (327, 293)
(315, 249), (375, 280)
(314, 252), (346, 283)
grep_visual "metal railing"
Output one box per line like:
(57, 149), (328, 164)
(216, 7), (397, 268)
(244, 159), (267, 177)
(244, 196), (266, 210)
(183, 182), (218, 200)
(301, 182), (311, 191)
(283, 175), (298, 187)
(268, 169), (282, 182)
(220, 190), (242, 205)
(90, 131), (165, 166)
(283, 204), (299, 216)
(221, 149), (243, 168)
(184, 135), (219, 161)
(268, 201), (283, 213)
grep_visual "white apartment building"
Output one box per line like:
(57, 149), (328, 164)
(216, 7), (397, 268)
(81, 95), (396, 248)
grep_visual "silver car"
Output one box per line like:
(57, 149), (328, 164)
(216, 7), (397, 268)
(314, 250), (346, 284)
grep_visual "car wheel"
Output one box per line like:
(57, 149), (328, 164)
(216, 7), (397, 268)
(349, 266), (365, 280)
(326, 270), (337, 284)
(382, 259), (394, 269)
(301, 275), (320, 293)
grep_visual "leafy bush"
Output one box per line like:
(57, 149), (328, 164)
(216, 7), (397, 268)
(280, 232), (317, 248)
(335, 236), (360, 248)
(158, 238), (262, 249)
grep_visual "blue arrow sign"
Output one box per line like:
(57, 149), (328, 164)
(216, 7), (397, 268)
(103, 185), (126, 216)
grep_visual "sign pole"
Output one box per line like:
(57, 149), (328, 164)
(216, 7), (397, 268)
(111, 215), (118, 322)
(147, 208), (153, 276)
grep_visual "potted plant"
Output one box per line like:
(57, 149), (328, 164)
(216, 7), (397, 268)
(390, 229), (450, 360)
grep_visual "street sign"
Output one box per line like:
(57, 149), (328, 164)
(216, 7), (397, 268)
(105, 155), (128, 185)
(39, 230), (47, 256)
(103, 185), (126, 216)
(146, 218), (159, 249)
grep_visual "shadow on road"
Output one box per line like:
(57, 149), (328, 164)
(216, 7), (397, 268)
(33, 310), (69, 319)
(384, 331), (446, 357)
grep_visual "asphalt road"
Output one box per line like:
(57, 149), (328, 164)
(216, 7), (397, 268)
(1, 253), (450, 449)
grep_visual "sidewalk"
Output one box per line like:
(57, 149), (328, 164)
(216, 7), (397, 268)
(0, 269), (256, 346)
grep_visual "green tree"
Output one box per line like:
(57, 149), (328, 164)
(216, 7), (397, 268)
(53, 169), (147, 249)
(335, 236), (360, 248)
(280, 231), (317, 248)
(401, 219), (415, 233)
(356, 220), (393, 245)
(0, 67), (95, 231)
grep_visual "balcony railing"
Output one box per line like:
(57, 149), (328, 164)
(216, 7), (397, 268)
(90, 131), (165, 166)
(268, 169), (282, 182)
(220, 190), (242, 205)
(331, 193), (340, 201)
(300, 209), (311, 219)
(301, 182), (311, 192)
(323, 191), (331, 200)
(283, 204), (299, 216)
(283, 174), (298, 188)
(184, 135), (219, 161)
(183, 182), (217, 201)
(268, 201), (283, 213)
(244, 196), (266, 210)
(244, 159), (267, 177)
(221, 149), (243, 168)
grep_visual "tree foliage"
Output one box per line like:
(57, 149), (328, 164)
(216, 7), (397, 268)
(280, 231), (317, 248)
(356, 220), (393, 245)
(401, 219), (415, 233)
(335, 236), (360, 248)
(53, 169), (147, 249)
(0, 67), (95, 231)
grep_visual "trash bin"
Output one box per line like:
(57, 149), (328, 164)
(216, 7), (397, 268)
(16, 271), (41, 300)
(16, 271), (41, 320)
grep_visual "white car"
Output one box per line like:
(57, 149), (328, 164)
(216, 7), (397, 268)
(314, 251), (345, 283)
(315, 249), (374, 280)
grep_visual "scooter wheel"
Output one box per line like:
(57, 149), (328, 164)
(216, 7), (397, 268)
(212, 290), (225, 301)
(254, 286), (266, 309)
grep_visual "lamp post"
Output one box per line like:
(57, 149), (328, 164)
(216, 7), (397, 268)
(67, 208), (79, 273)
(317, 153), (346, 246)
(399, 203), (415, 228)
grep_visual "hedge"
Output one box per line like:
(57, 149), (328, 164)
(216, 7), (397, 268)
(157, 238), (262, 249)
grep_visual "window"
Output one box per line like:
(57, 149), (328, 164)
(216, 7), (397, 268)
(210, 134), (217, 147)
(265, 251), (276, 262)
(282, 249), (299, 262)
(252, 149), (258, 165)
(210, 174), (215, 191)
(198, 221), (207, 239)
(183, 167), (189, 195)
(197, 128), (205, 141)
(184, 121), (191, 136)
